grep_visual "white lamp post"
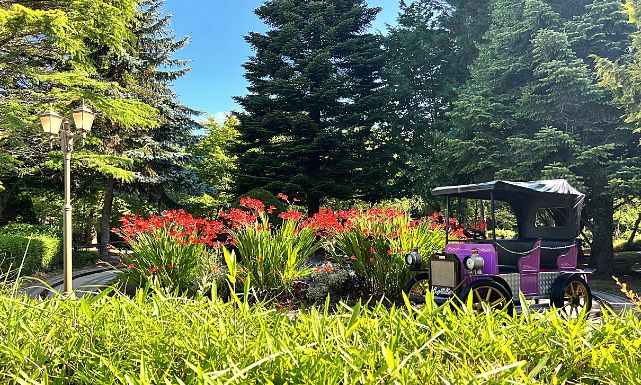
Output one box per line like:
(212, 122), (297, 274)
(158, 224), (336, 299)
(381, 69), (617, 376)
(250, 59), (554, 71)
(39, 101), (95, 296)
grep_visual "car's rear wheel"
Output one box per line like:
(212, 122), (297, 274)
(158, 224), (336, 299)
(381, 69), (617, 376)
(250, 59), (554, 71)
(551, 275), (592, 317)
(403, 273), (430, 304)
(459, 280), (513, 314)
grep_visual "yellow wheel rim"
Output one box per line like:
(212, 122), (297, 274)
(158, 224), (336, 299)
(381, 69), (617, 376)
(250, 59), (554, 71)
(563, 280), (589, 318)
(470, 285), (508, 312)
(409, 280), (430, 296)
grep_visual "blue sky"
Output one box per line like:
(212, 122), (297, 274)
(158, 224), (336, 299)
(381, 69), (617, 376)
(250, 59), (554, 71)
(163, 0), (402, 121)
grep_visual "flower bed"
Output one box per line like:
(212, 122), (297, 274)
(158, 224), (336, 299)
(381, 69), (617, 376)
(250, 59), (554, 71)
(113, 197), (453, 299)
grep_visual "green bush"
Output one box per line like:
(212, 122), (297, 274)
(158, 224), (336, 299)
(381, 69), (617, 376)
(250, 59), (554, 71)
(614, 237), (641, 252)
(324, 208), (444, 296)
(0, 223), (60, 237)
(0, 291), (639, 383)
(113, 210), (220, 295)
(231, 212), (321, 296)
(232, 188), (288, 220)
(0, 234), (61, 275)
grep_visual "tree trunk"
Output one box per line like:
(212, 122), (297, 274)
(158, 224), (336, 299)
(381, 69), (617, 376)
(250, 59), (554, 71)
(626, 213), (641, 247)
(0, 189), (5, 226)
(84, 206), (97, 245)
(590, 194), (614, 275)
(100, 178), (115, 259)
(307, 194), (321, 217)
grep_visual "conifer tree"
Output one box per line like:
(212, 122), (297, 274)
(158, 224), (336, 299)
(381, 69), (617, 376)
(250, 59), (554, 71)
(87, 0), (200, 257)
(236, 0), (391, 214)
(383, 0), (463, 196)
(449, 0), (638, 273)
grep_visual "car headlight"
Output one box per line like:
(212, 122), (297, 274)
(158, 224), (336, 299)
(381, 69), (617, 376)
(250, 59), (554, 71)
(405, 249), (422, 266)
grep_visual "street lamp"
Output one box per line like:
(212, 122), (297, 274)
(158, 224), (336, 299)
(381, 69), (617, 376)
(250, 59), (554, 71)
(39, 100), (96, 296)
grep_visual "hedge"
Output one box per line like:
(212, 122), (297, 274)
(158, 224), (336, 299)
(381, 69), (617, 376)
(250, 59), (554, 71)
(0, 234), (61, 275)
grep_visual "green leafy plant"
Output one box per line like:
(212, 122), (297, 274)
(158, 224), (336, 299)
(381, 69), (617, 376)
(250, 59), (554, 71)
(0, 290), (640, 383)
(312, 208), (445, 296)
(113, 210), (224, 294)
(223, 199), (321, 297)
(0, 234), (60, 275)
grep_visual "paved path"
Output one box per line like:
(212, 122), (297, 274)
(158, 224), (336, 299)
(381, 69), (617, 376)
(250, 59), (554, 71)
(23, 267), (119, 298)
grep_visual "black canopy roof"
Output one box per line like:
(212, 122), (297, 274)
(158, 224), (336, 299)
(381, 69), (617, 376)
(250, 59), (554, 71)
(431, 179), (583, 201)
(432, 180), (585, 240)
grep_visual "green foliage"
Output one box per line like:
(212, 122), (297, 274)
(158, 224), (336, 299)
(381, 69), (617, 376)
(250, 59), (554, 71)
(192, 115), (240, 205)
(0, 290), (640, 383)
(236, 0), (394, 213)
(119, 229), (211, 295)
(231, 213), (321, 297)
(614, 238), (641, 252)
(329, 211), (444, 296)
(0, 223), (59, 237)
(0, 234), (60, 275)
(383, 0), (467, 194)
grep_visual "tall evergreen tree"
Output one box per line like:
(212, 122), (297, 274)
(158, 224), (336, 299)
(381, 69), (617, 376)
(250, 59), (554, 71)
(88, 0), (200, 258)
(383, 0), (462, 197)
(235, 0), (392, 215)
(0, 1), (158, 225)
(448, 0), (638, 273)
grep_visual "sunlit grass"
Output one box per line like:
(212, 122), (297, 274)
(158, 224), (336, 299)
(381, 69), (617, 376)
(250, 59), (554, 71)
(0, 288), (639, 384)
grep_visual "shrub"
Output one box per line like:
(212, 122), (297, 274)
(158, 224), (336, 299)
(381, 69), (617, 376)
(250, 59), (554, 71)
(222, 199), (321, 297)
(113, 210), (225, 294)
(310, 208), (445, 296)
(0, 234), (61, 275)
(232, 188), (288, 220)
(0, 223), (60, 237)
(614, 237), (641, 252)
(0, 291), (640, 383)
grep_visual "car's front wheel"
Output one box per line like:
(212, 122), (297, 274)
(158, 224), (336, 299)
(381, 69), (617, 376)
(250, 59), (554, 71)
(459, 280), (513, 314)
(403, 273), (430, 304)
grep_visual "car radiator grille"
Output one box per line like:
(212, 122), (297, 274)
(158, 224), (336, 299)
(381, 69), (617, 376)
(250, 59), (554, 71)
(430, 259), (457, 288)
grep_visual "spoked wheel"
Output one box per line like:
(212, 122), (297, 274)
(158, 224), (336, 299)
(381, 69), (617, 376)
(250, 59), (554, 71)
(552, 275), (592, 317)
(403, 273), (430, 304)
(459, 280), (513, 314)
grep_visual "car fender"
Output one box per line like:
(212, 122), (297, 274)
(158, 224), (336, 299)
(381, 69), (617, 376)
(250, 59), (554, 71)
(463, 275), (513, 299)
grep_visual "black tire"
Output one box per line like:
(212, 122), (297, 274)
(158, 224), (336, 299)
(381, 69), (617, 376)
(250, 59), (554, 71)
(551, 275), (592, 317)
(403, 273), (430, 304)
(459, 280), (514, 314)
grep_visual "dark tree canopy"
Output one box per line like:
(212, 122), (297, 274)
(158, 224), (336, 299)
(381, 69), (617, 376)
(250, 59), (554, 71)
(235, 0), (396, 214)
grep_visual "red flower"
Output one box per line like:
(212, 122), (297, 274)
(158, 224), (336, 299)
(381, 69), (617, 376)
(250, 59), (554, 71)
(387, 249), (393, 255)
(349, 255), (356, 260)
(277, 193), (289, 202)
(129, 263), (135, 268)
(369, 257), (375, 264)
(278, 210), (304, 221)
(293, 198), (300, 202)
(148, 266), (159, 274)
(166, 263), (173, 269)
(370, 247), (375, 253)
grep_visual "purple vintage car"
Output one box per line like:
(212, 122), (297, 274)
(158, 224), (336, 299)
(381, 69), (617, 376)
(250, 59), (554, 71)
(404, 179), (593, 316)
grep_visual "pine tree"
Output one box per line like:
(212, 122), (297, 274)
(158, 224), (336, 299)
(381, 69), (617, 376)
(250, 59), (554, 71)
(235, 0), (391, 214)
(383, 0), (463, 196)
(0, 0), (158, 225)
(448, 0), (638, 273)
(87, 0), (200, 258)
